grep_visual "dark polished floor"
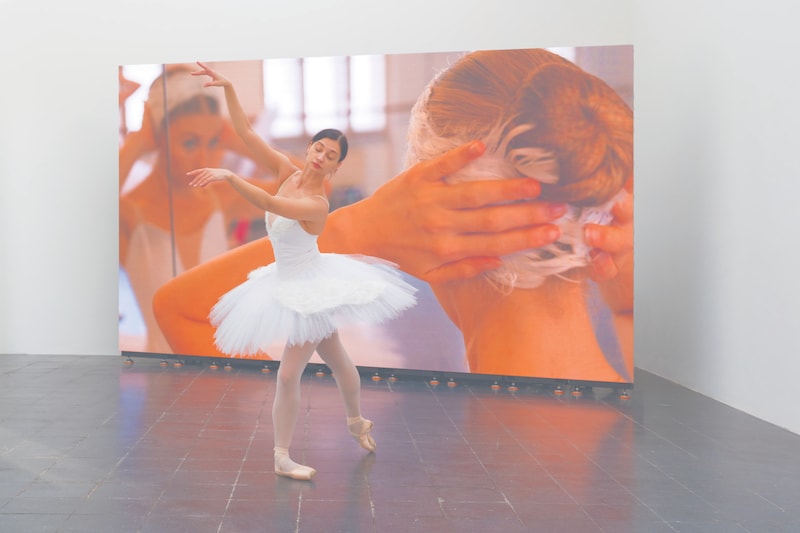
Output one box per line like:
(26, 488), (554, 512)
(1, 355), (799, 532)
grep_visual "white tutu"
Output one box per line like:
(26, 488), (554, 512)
(210, 214), (417, 355)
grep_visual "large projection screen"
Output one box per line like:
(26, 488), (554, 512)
(119, 45), (633, 385)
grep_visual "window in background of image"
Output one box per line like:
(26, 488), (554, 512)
(548, 47), (576, 62)
(262, 55), (386, 138)
(122, 64), (163, 134)
(119, 65), (164, 196)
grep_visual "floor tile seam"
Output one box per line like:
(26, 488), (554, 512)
(396, 406), (424, 461)
(300, 394), (321, 462)
(425, 385), (480, 457)
(575, 504), (622, 532)
(435, 495), (449, 520)
(435, 495), (526, 527)
(750, 489), (792, 513)
(368, 378), (425, 460)
(197, 372), (253, 444)
(88, 403), (199, 502)
(502, 438), (628, 498)
(589, 506), (680, 533)
(222, 392), (271, 517)
(462, 383), (553, 470)
(598, 397), (641, 425)
(577, 447), (661, 512)
(488, 489), (528, 523)
(0, 396), (120, 450)
(645, 505), (727, 532)
(28, 432), (124, 489)
(61, 506), (151, 530)
(425, 381), (530, 497)
(96, 491), (163, 529)
(459, 385), (590, 495)
(631, 453), (727, 514)
(296, 492), (313, 533)
(0, 458), (61, 500)
(118, 366), (238, 477)
(368, 495), (377, 528)
(651, 411), (769, 460)
(679, 479), (792, 512)
(615, 410), (704, 464)
(697, 432), (800, 464)
(0, 358), (68, 379)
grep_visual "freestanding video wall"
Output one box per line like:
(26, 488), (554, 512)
(119, 45), (633, 385)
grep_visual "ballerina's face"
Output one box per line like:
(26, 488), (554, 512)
(306, 138), (342, 175)
(163, 114), (225, 183)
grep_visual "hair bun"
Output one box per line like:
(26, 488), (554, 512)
(508, 64), (632, 206)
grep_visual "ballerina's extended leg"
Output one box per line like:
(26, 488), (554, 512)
(317, 332), (377, 453)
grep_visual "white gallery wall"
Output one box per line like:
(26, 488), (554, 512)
(632, 2), (800, 435)
(1, 0), (798, 435)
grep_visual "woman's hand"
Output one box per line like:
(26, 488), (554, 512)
(583, 190), (633, 312)
(187, 167), (233, 187)
(192, 61), (232, 88)
(330, 141), (566, 283)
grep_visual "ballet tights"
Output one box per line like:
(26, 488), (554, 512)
(316, 331), (363, 419)
(272, 331), (367, 479)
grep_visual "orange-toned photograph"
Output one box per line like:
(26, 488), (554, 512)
(119, 46), (633, 384)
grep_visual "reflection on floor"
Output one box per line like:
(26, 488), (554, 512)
(1, 355), (799, 532)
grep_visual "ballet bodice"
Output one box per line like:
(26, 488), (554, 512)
(266, 214), (321, 274)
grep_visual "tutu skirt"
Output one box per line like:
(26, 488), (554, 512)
(210, 252), (417, 355)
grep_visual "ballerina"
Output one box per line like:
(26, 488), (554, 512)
(187, 62), (417, 480)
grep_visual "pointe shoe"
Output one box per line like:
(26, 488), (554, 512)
(348, 417), (377, 453)
(275, 455), (316, 480)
